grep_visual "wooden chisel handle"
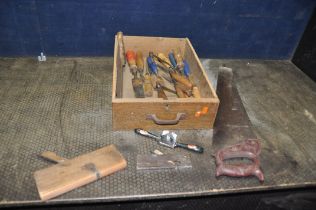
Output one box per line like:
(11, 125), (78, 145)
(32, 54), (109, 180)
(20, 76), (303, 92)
(170, 72), (193, 89)
(157, 53), (172, 67)
(173, 49), (184, 69)
(175, 84), (186, 98)
(157, 84), (168, 100)
(192, 86), (201, 98)
(136, 51), (144, 72)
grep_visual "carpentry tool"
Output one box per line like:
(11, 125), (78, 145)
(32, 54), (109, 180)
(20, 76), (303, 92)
(152, 55), (193, 98)
(137, 154), (192, 170)
(34, 145), (127, 200)
(155, 60), (193, 90)
(157, 53), (172, 68)
(152, 53), (173, 70)
(170, 72), (193, 89)
(126, 50), (145, 98)
(215, 139), (264, 182)
(161, 85), (177, 95)
(147, 55), (160, 82)
(212, 66), (264, 182)
(143, 58), (153, 97)
(183, 60), (201, 98)
(115, 31), (126, 98)
(175, 84), (187, 98)
(168, 52), (177, 68)
(135, 129), (204, 153)
(183, 60), (192, 78)
(147, 55), (168, 99)
(136, 51), (144, 77)
(173, 49), (184, 74)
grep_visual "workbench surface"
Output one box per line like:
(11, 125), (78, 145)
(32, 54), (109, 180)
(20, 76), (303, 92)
(0, 57), (315, 207)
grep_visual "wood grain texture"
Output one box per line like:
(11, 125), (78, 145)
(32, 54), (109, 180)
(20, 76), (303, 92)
(34, 145), (127, 201)
(113, 101), (218, 130)
(112, 36), (219, 130)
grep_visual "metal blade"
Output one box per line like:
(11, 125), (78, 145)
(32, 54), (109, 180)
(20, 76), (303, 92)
(212, 67), (257, 149)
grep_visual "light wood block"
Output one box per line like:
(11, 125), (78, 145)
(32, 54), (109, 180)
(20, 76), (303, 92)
(34, 145), (127, 201)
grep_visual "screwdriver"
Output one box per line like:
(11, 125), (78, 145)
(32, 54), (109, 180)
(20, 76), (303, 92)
(126, 50), (145, 98)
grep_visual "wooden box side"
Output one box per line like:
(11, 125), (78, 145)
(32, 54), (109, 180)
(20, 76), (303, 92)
(112, 35), (120, 100)
(112, 101), (218, 130)
(124, 36), (187, 56)
(183, 38), (218, 100)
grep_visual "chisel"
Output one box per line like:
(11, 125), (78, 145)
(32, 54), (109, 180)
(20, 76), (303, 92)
(168, 52), (177, 68)
(154, 59), (193, 90)
(183, 60), (201, 98)
(126, 50), (145, 98)
(170, 72), (193, 89)
(136, 51), (144, 77)
(173, 49), (185, 74)
(137, 51), (153, 97)
(157, 53), (172, 68)
(143, 59), (153, 97)
(147, 56), (167, 99)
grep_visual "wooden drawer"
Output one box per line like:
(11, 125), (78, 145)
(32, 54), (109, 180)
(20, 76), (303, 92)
(112, 35), (219, 130)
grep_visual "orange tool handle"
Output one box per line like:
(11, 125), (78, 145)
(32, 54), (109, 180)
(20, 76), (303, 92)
(126, 50), (136, 66)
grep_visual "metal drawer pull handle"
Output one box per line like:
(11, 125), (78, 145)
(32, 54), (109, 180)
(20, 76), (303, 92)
(146, 113), (186, 125)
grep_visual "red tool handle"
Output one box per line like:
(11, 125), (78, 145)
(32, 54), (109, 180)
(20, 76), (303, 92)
(126, 50), (136, 66)
(216, 162), (264, 182)
(176, 142), (204, 153)
(215, 140), (264, 182)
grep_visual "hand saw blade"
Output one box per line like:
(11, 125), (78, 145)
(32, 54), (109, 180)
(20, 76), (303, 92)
(213, 67), (258, 149)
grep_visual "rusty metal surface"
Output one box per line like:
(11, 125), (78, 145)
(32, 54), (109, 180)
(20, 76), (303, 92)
(213, 67), (263, 181)
(0, 57), (315, 207)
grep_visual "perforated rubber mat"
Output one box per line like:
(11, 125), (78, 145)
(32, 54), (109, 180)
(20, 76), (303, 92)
(0, 58), (315, 207)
